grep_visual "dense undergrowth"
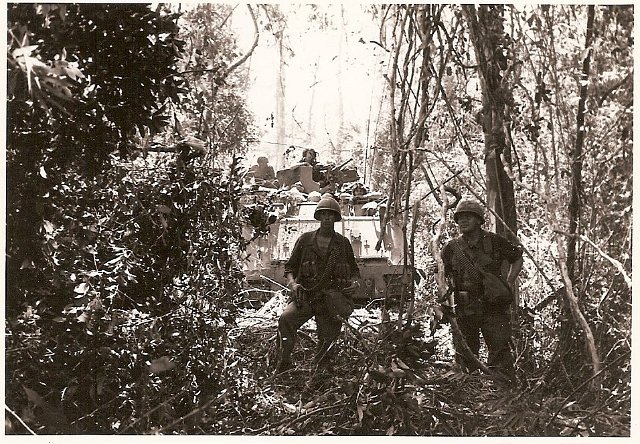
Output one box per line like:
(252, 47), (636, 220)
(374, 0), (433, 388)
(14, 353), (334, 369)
(4, 151), (631, 436)
(5, 154), (251, 434)
(6, 289), (631, 436)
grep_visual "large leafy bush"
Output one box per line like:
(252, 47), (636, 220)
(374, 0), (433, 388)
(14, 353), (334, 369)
(6, 3), (256, 433)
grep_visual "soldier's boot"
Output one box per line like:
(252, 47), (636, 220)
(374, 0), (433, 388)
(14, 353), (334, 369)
(275, 334), (295, 374)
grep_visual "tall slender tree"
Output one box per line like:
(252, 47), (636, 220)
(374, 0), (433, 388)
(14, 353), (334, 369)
(462, 5), (518, 241)
(566, 5), (595, 282)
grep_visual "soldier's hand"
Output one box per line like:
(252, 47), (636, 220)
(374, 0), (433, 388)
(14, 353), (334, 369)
(343, 279), (360, 296)
(288, 282), (305, 305)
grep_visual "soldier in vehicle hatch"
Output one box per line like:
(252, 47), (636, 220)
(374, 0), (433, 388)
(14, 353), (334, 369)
(441, 199), (523, 382)
(275, 194), (361, 374)
(299, 148), (327, 184)
(247, 156), (277, 187)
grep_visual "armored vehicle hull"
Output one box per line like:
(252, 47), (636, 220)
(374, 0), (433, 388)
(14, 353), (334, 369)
(243, 199), (413, 303)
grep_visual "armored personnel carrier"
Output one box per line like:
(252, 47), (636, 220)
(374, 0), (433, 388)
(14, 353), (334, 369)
(241, 162), (415, 304)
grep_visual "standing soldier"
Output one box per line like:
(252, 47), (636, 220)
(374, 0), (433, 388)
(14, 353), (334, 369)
(441, 199), (523, 381)
(276, 194), (361, 373)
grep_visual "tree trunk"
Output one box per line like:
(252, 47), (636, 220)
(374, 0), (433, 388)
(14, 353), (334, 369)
(275, 32), (287, 171)
(555, 5), (601, 388)
(334, 4), (345, 159)
(566, 5), (595, 282)
(306, 59), (319, 146)
(462, 5), (517, 241)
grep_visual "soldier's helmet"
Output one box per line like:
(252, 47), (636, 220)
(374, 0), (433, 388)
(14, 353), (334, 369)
(453, 199), (485, 223)
(314, 194), (342, 221)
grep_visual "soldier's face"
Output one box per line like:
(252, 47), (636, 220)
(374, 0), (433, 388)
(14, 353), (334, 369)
(317, 210), (337, 230)
(456, 213), (482, 233)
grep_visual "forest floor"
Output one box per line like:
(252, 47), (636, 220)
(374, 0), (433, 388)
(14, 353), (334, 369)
(4, 292), (630, 436)
(215, 293), (630, 436)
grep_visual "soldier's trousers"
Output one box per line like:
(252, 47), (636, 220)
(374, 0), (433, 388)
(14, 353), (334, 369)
(455, 310), (515, 380)
(278, 299), (342, 366)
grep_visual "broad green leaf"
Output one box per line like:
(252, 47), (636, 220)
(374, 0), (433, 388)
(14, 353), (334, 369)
(63, 65), (85, 80)
(11, 45), (38, 58)
(42, 220), (54, 234)
(20, 258), (35, 269)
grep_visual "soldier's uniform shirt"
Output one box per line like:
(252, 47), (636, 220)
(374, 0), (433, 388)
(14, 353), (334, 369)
(285, 229), (360, 295)
(442, 229), (522, 314)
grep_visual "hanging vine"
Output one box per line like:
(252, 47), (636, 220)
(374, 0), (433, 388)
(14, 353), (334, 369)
(376, 4), (450, 329)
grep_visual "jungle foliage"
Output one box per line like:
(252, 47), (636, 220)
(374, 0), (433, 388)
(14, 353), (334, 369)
(6, 3), (253, 433)
(5, 3), (632, 436)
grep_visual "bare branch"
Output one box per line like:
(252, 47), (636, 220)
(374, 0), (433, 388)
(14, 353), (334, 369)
(224, 5), (259, 77)
(553, 230), (602, 385)
(5, 404), (37, 435)
(554, 230), (632, 290)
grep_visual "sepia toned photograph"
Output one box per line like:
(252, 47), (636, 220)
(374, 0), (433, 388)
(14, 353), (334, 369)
(4, 2), (633, 436)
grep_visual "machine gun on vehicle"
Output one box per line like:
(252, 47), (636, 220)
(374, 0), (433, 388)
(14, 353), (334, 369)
(275, 158), (360, 194)
(319, 158), (360, 190)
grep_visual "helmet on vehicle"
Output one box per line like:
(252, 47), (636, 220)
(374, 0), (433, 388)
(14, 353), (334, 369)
(314, 194), (342, 221)
(453, 199), (485, 223)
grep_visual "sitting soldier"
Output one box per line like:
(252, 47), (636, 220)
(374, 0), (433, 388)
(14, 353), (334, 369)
(248, 156), (277, 187)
